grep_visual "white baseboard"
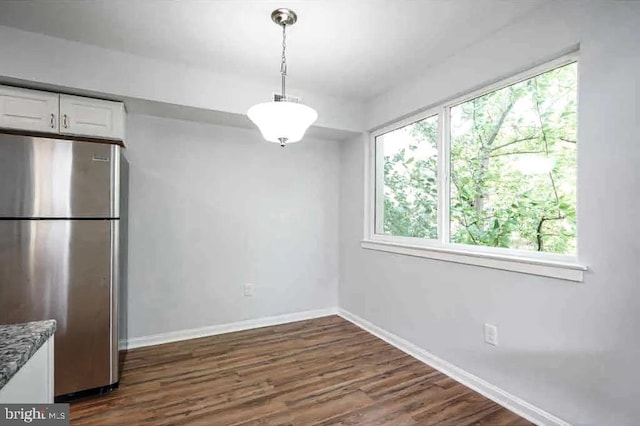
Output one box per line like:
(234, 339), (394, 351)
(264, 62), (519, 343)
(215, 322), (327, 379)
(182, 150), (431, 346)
(338, 308), (570, 426)
(124, 307), (338, 350)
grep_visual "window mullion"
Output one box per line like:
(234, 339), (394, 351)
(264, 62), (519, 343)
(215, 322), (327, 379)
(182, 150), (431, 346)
(439, 107), (451, 244)
(436, 111), (443, 243)
(374, 136), (385, 235)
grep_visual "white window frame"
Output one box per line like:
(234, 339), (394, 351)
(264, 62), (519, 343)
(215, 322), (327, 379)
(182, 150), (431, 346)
(363, 52), (587, 282)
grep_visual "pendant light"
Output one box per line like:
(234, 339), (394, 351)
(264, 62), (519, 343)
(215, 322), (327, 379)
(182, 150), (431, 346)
(247, 8), (318, 147)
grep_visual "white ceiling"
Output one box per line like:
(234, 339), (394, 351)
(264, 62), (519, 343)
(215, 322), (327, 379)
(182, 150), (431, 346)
(0, 0), (546, 101)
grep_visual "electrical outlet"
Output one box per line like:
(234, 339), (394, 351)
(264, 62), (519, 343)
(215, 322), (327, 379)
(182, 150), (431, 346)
(484, 323), (498, 346)
(243, 283), (255, 297)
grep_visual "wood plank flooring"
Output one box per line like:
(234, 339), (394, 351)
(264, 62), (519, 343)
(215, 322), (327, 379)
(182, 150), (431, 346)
(70, 316), (532, 425)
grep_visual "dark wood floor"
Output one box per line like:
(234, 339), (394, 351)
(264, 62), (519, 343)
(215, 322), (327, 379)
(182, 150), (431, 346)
(70, 316), (531, 425)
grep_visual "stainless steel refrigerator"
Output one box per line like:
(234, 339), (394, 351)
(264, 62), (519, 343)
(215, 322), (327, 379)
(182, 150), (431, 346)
(0, 132), (126, 397)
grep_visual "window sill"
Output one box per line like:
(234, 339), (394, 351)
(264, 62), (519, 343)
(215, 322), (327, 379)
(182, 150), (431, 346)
(360, 240), (587, 282)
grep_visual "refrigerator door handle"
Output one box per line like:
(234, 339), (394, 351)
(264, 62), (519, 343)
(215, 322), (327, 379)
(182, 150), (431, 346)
(110, 219), (119, 385)
(111, 145), (121, 218)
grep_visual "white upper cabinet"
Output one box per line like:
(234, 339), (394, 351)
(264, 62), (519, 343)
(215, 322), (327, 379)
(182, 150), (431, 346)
(59, 94), (125, 140)
(0, 85), (125, 141)
(0, 86), (59, 133)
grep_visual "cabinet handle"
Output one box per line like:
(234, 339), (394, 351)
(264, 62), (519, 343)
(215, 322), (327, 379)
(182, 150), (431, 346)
(63, 114), (69, 129)
(50, 113), (55, 129)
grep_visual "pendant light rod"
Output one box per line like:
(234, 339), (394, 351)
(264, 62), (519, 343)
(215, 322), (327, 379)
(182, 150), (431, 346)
(279, 25), (288, 147)
(280, 23), (287, 99)
(272, 8), (297, 101)
(271, 8), (297, 147)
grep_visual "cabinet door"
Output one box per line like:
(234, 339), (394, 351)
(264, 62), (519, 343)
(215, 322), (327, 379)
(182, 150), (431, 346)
(60, 94), (125, 140)
(0, 85), (59, 133)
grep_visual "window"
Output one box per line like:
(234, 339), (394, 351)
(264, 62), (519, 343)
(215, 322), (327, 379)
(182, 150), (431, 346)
(366, 55), (585, 281)
(376, 114), (439, 239)
(449, 63), (577, 254)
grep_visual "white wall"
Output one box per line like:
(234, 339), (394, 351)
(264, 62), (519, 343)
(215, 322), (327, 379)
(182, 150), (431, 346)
(341, 2), (640, 425)
(125, 114), (339, 339)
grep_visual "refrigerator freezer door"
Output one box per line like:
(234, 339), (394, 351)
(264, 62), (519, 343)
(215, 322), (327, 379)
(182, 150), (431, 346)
(0, 134), (118, 218)
(0, 219), (116, 396)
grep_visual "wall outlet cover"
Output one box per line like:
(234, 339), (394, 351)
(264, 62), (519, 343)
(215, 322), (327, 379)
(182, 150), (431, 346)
(243, 283), (255, 296)
(484, 323), (498, 346)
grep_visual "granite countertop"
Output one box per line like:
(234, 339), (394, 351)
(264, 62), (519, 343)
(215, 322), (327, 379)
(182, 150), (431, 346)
(0, 320), (56, 391)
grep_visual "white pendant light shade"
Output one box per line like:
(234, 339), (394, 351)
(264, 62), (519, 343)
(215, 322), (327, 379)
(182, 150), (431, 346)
(247, 101), (318, 144)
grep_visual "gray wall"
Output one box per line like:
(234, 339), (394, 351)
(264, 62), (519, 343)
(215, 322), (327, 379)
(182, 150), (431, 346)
(125, 114), (339, 339)
(340, 3), (640, 425)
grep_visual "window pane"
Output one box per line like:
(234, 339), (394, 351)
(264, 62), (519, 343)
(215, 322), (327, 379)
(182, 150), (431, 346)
(450, 62), (577, 254)
(376, 115), (438, 239)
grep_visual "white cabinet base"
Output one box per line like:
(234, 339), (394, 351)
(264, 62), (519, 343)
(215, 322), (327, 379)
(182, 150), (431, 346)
(0, 338), (54, 404)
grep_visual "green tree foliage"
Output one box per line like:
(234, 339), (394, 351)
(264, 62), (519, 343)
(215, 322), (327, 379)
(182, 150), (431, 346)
(381, 63), (577, 254)
(379, 115), (438, 239)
